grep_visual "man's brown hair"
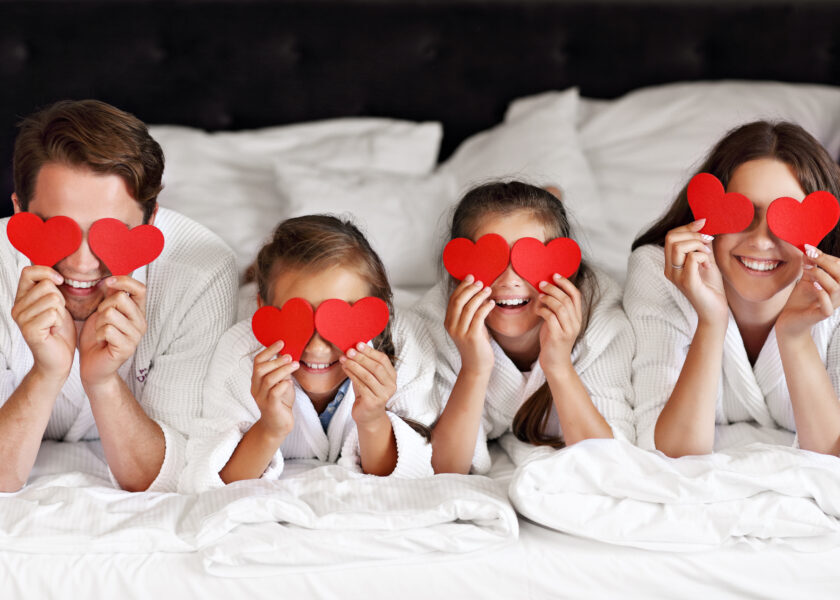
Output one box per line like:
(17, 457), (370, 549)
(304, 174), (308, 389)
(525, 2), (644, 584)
(13, 99), (164, 223)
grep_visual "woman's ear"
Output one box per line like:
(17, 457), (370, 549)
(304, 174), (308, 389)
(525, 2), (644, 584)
(257, 294), (265, 309)
(544, 186), (562, 201)
(11, 193), (21, 214)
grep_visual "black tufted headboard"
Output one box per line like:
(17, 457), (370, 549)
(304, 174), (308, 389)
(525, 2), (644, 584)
(2, 0), (840, 216)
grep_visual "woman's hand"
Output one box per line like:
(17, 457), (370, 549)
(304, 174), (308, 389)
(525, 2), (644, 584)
(444, 274), (495, 375)
(250, 340), (299, 439)
(537, 274), (582, 373)
(664, 219), (728, 326)
(777, 244), (840, 340)
(341, 343), (398, 428)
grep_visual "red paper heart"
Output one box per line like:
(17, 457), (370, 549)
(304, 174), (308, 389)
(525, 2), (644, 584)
(7, 213), (82, 266)
(510, 237), (581, 288)
(687, 173), (754, 235)
(314, 297), (389, 353)
(251, 298), (315, 361)
(767, 191), (840, 252)
(88, 218), (165, 276)
(443, 233), (510, 285)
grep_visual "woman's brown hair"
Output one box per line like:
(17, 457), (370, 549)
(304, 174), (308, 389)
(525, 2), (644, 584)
(633, 121), (840, 255)
(13, 99), (164, 223)
(253, 214), (430, 438)
(448, 181), (600, 448)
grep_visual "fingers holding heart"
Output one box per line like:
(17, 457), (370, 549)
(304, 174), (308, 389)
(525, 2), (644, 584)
(13, 277), (66, 324)
(255, 355), (299, 402)
(800, 248), (840, 316)
(538, 278), (581, 337)
(96, 285), (146, 340)
(14, 266), (64, 303)
(255, 340), (286, 364)
(455, 283), (493, 337)
(103, 276), (147, 315)
(664, 226), (713, 272)
(341, 344), (397, 410)
(547, 275), (582, 319)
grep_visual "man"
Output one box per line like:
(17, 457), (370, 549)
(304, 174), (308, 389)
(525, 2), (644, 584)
(0, 100), (237, 491)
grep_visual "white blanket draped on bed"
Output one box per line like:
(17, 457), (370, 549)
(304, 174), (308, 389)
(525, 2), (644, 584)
(504, 431), (840, 552)
(0, 441), (518, 572)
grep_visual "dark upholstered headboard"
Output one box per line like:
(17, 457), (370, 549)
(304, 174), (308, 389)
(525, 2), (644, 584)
(2, 0), (840, 216)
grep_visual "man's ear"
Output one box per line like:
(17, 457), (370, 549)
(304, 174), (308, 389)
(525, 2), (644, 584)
(11, 193), (21, 214)
(146, 203), (159, 226)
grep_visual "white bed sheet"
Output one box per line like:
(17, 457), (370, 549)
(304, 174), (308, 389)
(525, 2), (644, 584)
(4, 445), (840, 600)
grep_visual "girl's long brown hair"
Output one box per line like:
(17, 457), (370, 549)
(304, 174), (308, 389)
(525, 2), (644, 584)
(633, 121), (840, 254)
(449, 181), (600, 448)
(251, 214), (429, 438)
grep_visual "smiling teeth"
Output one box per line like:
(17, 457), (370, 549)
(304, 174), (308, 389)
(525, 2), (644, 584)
(64, 278), (101, 289)
(738, 258), (780, 272)
(302, 361), (332, 370)
(495, 298), (529, 306)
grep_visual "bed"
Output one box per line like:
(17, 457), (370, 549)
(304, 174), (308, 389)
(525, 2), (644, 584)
(2, 1), (840, 598)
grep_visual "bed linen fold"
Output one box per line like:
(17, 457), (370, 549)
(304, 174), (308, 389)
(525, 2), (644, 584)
(505, 432), (840, 551)
(0, 442), (518, 572)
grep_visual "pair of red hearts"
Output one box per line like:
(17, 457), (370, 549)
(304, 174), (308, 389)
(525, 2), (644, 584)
(7, 213), (165, 276)
(251, 297), (389, 361)
(443, 235), (582, 288)
(688, 173), (840, 252)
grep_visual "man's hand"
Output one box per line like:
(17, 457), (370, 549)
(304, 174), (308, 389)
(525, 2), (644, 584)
(79, 276), (147, 389)
(11, 265), (75, 383)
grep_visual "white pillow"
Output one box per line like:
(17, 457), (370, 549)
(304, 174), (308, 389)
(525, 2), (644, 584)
(278, 163), (458, 288)
(153, 119), (443, 278)
(439, 88), (617, 279)
(574, 81), (840, 277)
(151, 119), (442, 181)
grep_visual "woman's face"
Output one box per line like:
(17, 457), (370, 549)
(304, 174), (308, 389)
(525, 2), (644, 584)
(471, 210), (551, 343)
(713, 158), (805, 309)
(264, 264), (371, 399)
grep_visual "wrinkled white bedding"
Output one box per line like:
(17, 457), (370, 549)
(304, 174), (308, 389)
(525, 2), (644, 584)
(1, 441), (517, 573)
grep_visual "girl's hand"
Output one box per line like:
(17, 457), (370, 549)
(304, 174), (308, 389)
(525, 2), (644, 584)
(536, 274), (582, 372)
(250, 340), (299, 438)
(777, 244), (840, 340)
(444, 274), (495, 375)
(341, 343), (397, 428)
(664, 219), (728, 326)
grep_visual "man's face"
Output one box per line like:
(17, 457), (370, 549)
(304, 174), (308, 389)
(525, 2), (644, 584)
(12, 162), (150, 321)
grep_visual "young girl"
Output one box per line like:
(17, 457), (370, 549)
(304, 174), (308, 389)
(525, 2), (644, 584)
(414, 181), (635, 475)
(180, 215), (435, 492)
(626, 121), (840, 458)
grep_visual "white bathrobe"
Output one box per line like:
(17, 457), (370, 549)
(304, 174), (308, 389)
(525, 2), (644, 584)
(412, 268), (635, 474)
(0, 209), (238, 492)
(180, 310), (436, 492)
(624, 244), (840, 451)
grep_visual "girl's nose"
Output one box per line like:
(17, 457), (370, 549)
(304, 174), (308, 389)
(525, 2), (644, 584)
(304, 332), (334, 355)
(492, 262), (524, 288)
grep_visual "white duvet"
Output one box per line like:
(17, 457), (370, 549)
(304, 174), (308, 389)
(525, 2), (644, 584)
(505, 431), (840, 552)
(0, 441), (517, 573)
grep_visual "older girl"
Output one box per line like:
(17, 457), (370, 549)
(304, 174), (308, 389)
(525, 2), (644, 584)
(414, 181), (634, 474)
